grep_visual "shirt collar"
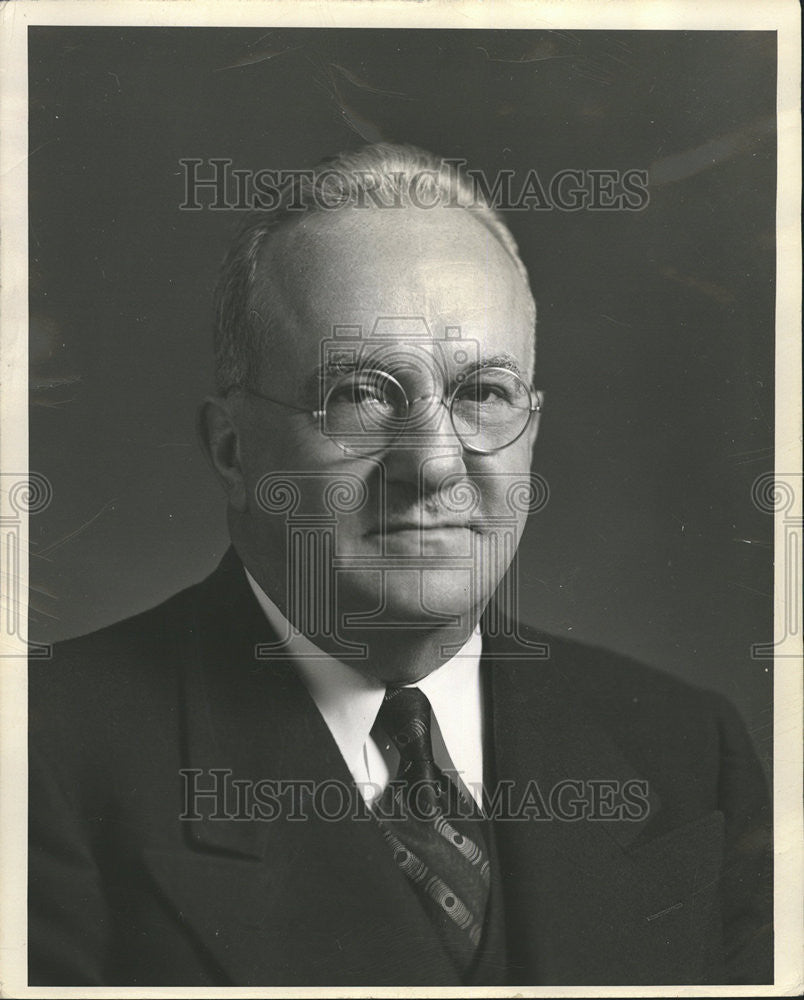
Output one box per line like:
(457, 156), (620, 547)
(244, 569), (483, 779)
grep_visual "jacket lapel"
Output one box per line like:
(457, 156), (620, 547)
(487, 634), (725, 985)
(150, 549), (460, 986)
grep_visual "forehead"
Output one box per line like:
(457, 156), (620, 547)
(253, 205), (534, 380)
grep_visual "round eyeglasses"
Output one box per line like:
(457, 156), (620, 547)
(240, 366), (542, 456)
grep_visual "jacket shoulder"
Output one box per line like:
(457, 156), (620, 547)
(496, 620), (726, 709)
(28, 576), (210, 743)
(490, 621), (750, 767)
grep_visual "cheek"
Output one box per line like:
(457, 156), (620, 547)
(245, 458), (380, 542)
(467, 445), (536, 529)
(239, 421), (324, 488)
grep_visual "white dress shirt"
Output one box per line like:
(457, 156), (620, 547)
(245, 570), (485, 808)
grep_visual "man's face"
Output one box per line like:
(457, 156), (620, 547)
(233, 205), (539, 647)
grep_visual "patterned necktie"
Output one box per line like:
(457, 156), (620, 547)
(373, 686), (490, 975)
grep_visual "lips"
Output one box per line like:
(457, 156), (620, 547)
(367, 521), (473, 535)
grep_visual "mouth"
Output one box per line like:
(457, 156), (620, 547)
(364, 523), (480, 557)
(367, 522), (474, 536)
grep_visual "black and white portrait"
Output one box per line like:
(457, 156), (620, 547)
(1, 2), (799, 994)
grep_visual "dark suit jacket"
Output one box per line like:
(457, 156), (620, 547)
(28, 549), (772, 987)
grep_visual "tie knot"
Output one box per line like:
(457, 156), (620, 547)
(378, 686), (435, 765)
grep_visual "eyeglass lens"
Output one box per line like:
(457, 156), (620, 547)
(321, 367), (533, 455)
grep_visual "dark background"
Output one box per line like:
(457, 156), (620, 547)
(28, 28), (775, 768)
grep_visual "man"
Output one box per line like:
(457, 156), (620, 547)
(28, 144), (772, 987)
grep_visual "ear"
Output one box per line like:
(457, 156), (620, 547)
(197, 395), (248, 513)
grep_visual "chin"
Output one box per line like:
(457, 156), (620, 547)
(336, 567), (489, 629)
(371, 660), (442, 685)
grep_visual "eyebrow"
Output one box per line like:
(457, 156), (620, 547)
(302, 359), (359, 402)
(466, 354), (527, 379)
(302, 352), (528, 402)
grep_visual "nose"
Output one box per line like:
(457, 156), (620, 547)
(381, 393), (467, 492)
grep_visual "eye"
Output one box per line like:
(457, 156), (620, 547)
(328, 372), (399, 410)
(456, 379), (512, 405)
(338, 385), (383, 406)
